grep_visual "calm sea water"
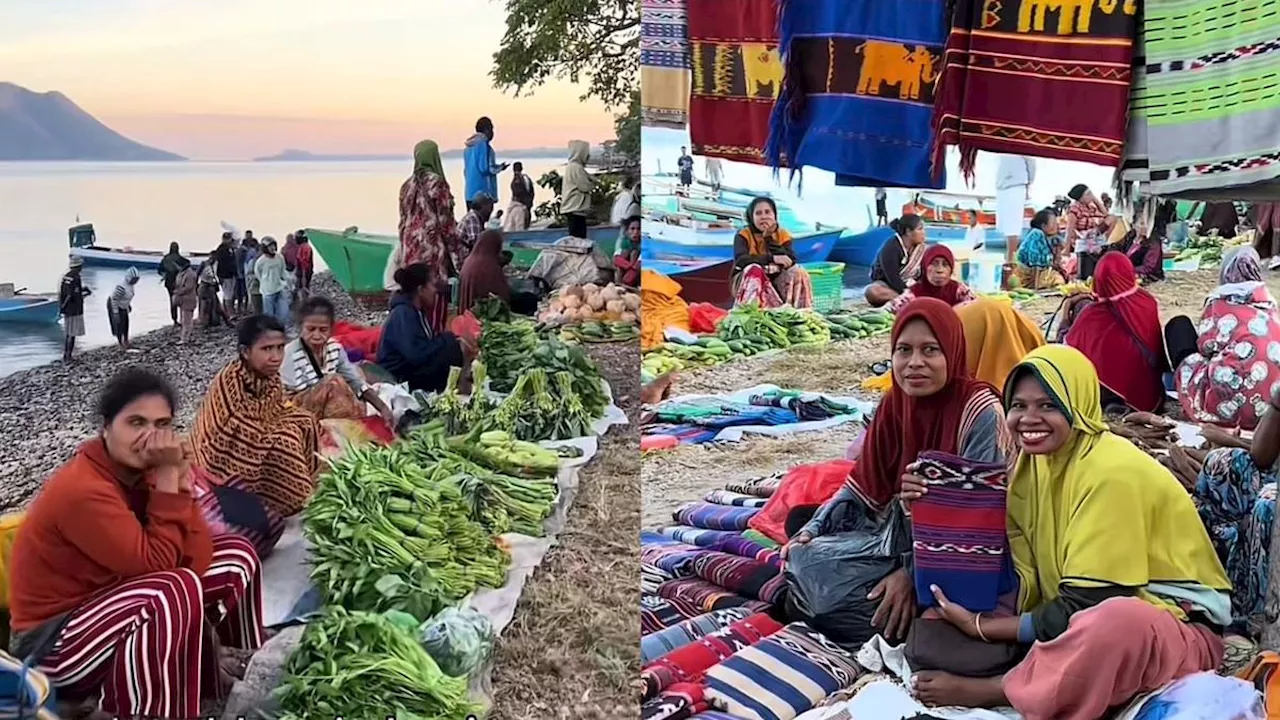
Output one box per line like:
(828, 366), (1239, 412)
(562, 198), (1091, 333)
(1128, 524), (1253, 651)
(0, 159), (562, 376)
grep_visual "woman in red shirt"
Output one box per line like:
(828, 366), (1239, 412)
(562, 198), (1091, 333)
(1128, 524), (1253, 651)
(7, 368), (265, 720)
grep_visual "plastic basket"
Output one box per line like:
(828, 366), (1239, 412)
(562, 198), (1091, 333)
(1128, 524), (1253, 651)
(802, 262), (846, 313)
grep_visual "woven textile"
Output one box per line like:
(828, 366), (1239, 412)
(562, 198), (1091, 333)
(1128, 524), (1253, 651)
(686, 0), (781, 164)
(767, 0), (947, 188)
(691, 552), (786, 604)
(643, 682), (710, 720)
(644, 591), (708, 635)
(910, 450), (1011, 613)
(645, 563), (676, 593)
(703, 622), (862, 720)
(675, 502), (761, 531)
(658, 577), (772, 613)
(726, 474), (784, 498)
(642, 0), (693, 128)
(642, 534), (708, 577)
(1121, 0), (1280, 199)
(641, 607), (753, 665)
(932, 0), (1138, 179)
(660, 526), (782, 568)
(705, 489), (770, 508)
(743, 528), (781, 549)
(642, 613), (785, 700)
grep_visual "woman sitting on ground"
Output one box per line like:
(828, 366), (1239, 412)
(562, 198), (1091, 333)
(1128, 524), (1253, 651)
(865, 214), (928, 307)
(732, 196), (813, 309)
(957, 298), (1045, 389)
(782, 298), (1013, 641)
(1013, 208), (1066, 289)
(377, 262), (474, 393)
(614, 215), (642, 287)
(1175, 246), (1280, 431)
(281, 296), (396, 426)
(1064, 252), (1167, 413)
(913, 345), (1231, 720)
(885, 245), (977, 313)
(7, 368), (265, 720)
(191, 315), (322, 517)
(457, 229), (538, 316)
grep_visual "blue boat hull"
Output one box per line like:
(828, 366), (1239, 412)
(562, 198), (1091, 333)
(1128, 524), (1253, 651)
(829, 227), (896, 267)
(643, 228), (841, 264)
(0, 298), (60, 325)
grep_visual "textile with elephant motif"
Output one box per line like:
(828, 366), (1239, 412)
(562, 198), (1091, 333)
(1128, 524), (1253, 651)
(764, 0), (949, 189)
(932, 0), (1138, 181)
(685, 0), (783, 164)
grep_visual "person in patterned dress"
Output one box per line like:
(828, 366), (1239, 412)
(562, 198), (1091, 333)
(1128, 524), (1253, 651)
(397, 139), (463, 333)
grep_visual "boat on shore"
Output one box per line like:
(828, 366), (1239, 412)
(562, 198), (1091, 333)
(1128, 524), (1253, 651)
(644, 223), (841, 264)
(646, 258), (735, 306)
(903, 191), (1032, 227)
(68, 223), (210, 269)
(0, 295), (60, 325)
(307, 223), (621, 296)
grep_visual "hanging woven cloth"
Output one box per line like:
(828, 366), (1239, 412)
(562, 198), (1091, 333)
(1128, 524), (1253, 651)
(641, 0), (693, 128)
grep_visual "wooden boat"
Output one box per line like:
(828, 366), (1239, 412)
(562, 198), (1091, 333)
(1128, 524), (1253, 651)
(644, 223), (841, 264)
(646, 258), (735, 306)
(903, 191), (1033, 227)
(828, 227), (897, 267)
(307, 223), (621, 297)
(68, 223), (210, 269)
(0, 295), (60, 325)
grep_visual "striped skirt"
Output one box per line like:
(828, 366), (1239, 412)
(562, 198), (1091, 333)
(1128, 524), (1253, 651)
(34, 534), (265, 719)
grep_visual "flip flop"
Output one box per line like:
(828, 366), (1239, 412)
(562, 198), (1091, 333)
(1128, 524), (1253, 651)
(870, 361), (891, 375)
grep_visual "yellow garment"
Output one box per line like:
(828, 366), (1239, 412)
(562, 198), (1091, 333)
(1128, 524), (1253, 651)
(862, 371), (892, 393)
(641, 66), (691, 127)
(641, 269), (690, 351)
(1005, 345), (1230, 618)
(958, 299), (1045, 389)
(0, 512), (25, 609)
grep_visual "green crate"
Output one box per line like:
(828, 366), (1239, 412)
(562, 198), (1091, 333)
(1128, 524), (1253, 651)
(803, 262), (845, 313)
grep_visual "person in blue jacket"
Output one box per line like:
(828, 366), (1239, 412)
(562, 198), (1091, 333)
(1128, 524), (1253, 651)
(464, 116), (507, 206)
(377, 263), (475, 392)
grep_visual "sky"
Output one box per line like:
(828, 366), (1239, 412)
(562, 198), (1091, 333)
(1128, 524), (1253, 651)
(0, 0), (615, 160)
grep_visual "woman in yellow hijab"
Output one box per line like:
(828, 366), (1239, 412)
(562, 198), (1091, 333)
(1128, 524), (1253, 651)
(909, 346), (1231, 719)
(731, 197), (813, 309)
(957, 299), (1045, 388)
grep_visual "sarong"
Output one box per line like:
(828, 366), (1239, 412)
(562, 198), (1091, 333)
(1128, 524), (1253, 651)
(933, 0), (1138, 181)
(640, 607), (753, 664)
(686, 0), (781, 164)
(642, 613), (783, 700)
(1121, 0), (1280, 200)
(657, 578), (771, 613)
(768, 0), (947, 189)
(642, 0), (693, 128)
(673, 502), (760, 531)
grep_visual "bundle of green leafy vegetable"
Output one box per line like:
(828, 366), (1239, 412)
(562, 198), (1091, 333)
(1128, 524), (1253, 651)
(275, 606), (481, 720)
(717, 302), (792, 348)
(425, 357), (601, 442)
(304, 446), (510, 620)
(478, 310), (540, 393)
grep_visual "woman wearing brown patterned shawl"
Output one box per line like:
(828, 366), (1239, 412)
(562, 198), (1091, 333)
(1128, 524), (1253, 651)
(192, 315), (322, 517)
(397, 139), (462, 333)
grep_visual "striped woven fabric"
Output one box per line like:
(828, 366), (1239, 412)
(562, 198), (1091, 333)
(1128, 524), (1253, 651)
(643, 563), (675, 593)
(910, 450), (1011, 613)
(673, 502), (760, 531)
(642, 539), (706, 578)
(642, 0), (692, 128)
(642, 612), (784, 700)
(725, 474), (784, 498)
(659, 526), (782, 569)
(643, 591), (707, 635)
(658, 577), (771, 613)
(690, 552), (785, 605)
(703, 622), (862, 720)
(640, 607), (753, 665)
(704, 489), (769, 508)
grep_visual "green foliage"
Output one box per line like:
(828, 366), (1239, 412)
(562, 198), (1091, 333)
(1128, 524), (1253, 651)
(531, 170), (622, 224)
(491, 0), (640, 109)
(613, 90), (641, 161)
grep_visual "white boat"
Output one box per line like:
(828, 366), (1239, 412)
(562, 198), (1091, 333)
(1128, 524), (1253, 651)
(68, 223), (210, 269)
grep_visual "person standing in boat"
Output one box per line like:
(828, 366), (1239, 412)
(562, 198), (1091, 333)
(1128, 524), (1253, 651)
(705, 157), (723, 192)
(159, 242), (190, 327)
(59, 256), (91, 362)
(107, 267), (141, 350)
(510, 161), (535, 229)
(398, 139), (463, 334)
(996, 155), (1036, 265)
(562, 140), (595, 240)
(464, 116), (506, 206)
(677, 146), (694, 189)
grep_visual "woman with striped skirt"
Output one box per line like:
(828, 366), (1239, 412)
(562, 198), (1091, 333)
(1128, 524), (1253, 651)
(7, 368), (265, 719)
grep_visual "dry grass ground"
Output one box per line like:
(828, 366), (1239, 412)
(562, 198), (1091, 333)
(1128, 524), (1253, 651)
(488, 342), (642, 720)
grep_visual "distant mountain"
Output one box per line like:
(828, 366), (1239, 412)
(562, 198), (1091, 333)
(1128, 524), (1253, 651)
(253, 146), (581, 162)
(0, 82), (184, 161)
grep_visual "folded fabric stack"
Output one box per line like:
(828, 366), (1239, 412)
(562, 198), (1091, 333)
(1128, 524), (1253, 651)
(726, 474), (784, 498)
(674, 502), (761, 531)
(648, 400), (801, 446)
(642, 613), (785, 700)
(661, 526), (782, 569)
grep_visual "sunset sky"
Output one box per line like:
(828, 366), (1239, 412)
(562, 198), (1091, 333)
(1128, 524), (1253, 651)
(0, 0), (615, 160)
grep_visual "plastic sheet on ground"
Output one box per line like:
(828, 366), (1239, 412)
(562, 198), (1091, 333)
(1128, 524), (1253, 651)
(817, 679), (1021, 720)
(654, 383), (875, 443)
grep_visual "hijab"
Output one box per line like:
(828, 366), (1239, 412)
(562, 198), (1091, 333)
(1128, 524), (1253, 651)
(1003, 345), (1230, 617)
(459, 229), (510, 312)
(1064, 252), (1164, 412)
(413, 139), (445, 177)
(909, 245), (966, 305)
(849, 297), (999, 509)
(957, 299), (1045, 389)
(1220, 246), (1264, 285)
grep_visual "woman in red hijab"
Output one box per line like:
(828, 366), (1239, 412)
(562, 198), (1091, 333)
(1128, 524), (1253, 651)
(887, 245), (978, 313)
(781, 298), (1014, 640)
(1065, 252), (1166, 412)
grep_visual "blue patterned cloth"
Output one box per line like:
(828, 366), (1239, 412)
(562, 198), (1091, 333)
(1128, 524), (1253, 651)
(1016, 228), (1062, 269)
(1194, 447), (1276, 631)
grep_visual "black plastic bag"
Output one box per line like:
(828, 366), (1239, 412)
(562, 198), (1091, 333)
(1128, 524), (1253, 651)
(784, 499), (911, 649)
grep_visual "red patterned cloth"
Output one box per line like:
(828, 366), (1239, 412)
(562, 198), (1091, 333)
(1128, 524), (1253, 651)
(686, 0), (781, 164)
(690, 552), (785, 604)
(641, 613), (784, 700)
(931, 0), (1138, 180)
(657, 578), (771, 613)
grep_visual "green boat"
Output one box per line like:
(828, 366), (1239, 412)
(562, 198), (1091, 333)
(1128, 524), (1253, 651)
(306, 224), (621, 296)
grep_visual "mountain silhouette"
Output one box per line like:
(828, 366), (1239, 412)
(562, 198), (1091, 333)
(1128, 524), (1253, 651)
(0, 82), (184, 161)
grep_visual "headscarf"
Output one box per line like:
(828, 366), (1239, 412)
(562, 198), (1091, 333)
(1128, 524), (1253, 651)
(957, 299), (1045, 388)
(908, 245), (966, 305)
(1003, 345), (1230, 617)
(1064, 252), (1165, 412)
(413, 139), (445, 177)
(124, 267), (139, 284)
(1220, 246), (1263, 285)
(737, 197), (793, 257)
(459, 229), (510, 312)
(849, 297), (1001, 510)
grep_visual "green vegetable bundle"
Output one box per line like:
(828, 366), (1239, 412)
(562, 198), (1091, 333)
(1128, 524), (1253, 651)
(771, 307), (832, 345)
(718, 302), (791, 347)
(528, 336), (609, 418)
(479, 316), (540, 392)
(276, 606), (481, 720)
(304, 446), (510, 620)
(824, 309), (894, 339)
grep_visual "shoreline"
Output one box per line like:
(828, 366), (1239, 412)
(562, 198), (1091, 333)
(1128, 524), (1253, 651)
(0, 273), (382, 511)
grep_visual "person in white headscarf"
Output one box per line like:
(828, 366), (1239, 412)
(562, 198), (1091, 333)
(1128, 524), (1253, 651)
(107, 267), (141, 349)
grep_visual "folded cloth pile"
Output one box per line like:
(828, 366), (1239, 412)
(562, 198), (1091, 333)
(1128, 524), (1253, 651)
(642, 534), (708, 578)
(660, 526), (781, 569)
(704, 490), (769, 508)
(691, 552), (786, 605)
(658, 578), (771, 614)
(675, 502), (761, 531)
(726, 474), (784, 498)
(641, 607), (755, 665)
(642, 612), (785, 700)
(642, 681), (710, 720)
(748, 392), (854, 422)
(643, 592), (708, 635)
(644, 563), (675, 593)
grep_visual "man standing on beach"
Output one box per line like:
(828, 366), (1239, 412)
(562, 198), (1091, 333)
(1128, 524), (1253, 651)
(677, 146), (694, 189)
(464, 116), (506, 207)
(510, 161), (535, 227)
(213, 231), (238, 318)
(875, 187), (889, 226)
(58, 256), (91, 362)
